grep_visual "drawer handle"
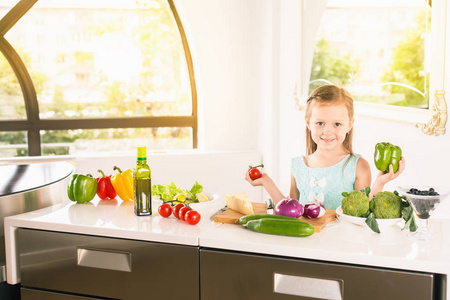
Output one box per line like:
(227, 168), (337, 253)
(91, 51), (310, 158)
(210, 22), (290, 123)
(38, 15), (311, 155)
(77, 248), (132, 272)
(273, 273), (343, 300)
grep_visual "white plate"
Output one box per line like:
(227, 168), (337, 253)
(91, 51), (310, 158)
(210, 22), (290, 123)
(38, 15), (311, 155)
(336, 206), (402, 227)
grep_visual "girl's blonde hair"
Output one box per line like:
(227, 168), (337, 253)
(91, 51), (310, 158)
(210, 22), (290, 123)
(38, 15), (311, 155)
(305, 84), (354, 155)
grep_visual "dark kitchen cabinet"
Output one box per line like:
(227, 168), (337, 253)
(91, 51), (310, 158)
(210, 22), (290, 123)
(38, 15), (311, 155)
(17, 228), (199, 300)
(200, 248), (444, 300)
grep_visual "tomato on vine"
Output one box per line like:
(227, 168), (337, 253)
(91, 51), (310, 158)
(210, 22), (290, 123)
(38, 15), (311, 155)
(185, 210), (201, 225)
(248, 164), (264, 180)
(179, 206), (190, 221)
(158, 203), (172, 218)
(172, 203), (185, 219)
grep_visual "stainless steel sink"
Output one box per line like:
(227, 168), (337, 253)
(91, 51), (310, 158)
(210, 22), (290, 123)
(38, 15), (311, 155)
(0, 160), (74, 283)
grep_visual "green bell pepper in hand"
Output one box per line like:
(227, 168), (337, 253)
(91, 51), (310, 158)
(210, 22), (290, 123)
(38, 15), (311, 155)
(67, 174), (98, 203)
(374, 142), (402, 173)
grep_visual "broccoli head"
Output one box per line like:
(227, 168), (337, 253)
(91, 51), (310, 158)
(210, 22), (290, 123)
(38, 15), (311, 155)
(370, 191), (402, 219)
(341, 190), (369, 217)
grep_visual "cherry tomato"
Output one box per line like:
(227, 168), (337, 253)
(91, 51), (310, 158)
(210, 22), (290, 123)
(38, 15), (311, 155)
(185, 210), (201, 225)
(179, 206), (190, 221)
(158, 203), (172, 218)
(172, 203), (185, 219)
(248, 164), (264, 180)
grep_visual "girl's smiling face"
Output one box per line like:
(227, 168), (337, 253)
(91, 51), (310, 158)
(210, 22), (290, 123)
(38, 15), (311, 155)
(306, 102), (353, 152)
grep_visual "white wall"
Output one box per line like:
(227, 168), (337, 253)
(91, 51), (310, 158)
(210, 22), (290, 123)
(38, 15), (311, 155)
(177, 0), (273, 151)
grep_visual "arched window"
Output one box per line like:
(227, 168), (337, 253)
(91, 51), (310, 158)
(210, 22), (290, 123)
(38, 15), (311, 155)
(0, 0), (197, 156)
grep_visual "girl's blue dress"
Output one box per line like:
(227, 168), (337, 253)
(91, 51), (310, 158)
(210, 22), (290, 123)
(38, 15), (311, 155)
(291, 154), (361, 209)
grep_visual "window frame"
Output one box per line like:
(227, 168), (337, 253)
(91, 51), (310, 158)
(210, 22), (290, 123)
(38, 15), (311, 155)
(0, 0), (198, 156)
(296, 0), (448, 135)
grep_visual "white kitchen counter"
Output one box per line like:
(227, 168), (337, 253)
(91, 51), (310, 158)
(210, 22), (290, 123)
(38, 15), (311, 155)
(4, 195), (450, 299)
(199, 218), (450, 274)
(4, 195), (226, 284)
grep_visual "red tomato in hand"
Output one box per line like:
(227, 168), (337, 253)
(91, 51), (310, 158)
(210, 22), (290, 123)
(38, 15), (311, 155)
(185, 210), (201, 225)
(179, 206), (190, 221)
(248, 165), (264, 180)
(173, 203), (185, 219)
(158, 203), (172, 218)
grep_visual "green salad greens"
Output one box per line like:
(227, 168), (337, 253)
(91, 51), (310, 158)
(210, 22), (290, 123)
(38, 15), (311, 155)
(152, 181), (205, 203)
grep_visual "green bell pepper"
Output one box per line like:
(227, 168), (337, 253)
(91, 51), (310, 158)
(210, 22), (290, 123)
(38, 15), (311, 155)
(374, 142), (402, 173)
(67, 174), (98, 203)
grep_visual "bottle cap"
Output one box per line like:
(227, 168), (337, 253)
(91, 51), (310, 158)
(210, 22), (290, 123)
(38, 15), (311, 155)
(137, 146), (147, 159)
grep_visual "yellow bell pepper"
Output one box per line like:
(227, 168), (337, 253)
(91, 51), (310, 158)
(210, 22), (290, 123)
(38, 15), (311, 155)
(111, 166), (134, 201)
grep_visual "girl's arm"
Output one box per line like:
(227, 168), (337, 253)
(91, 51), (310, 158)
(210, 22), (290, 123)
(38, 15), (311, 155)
(370, 157), (406, 199)
(245, 171), (285, 204)
(289, 172), (300, 201)
(354, 157), (372, 194)
(355, 156), (406, 199)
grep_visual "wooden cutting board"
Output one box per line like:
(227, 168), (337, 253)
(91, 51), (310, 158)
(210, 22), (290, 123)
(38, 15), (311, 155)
(214, 203), (336, 233)
(213, 203), (268, 224)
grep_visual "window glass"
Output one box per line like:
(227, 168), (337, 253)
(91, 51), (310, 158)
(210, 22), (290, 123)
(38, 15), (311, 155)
(0, 131), (27, 157)
(40, 127), (192, 155)
(309, 0), (431, 109)
(0, 51), (26, 119)
(0, 1), (17, 21)
(5, 0), (192, 119)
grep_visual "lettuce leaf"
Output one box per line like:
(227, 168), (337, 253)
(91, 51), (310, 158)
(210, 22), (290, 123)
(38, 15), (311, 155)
(151, 181), (204, 203)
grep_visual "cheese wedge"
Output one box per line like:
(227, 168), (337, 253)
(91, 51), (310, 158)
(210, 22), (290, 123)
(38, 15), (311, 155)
(225, 192), (255, 215)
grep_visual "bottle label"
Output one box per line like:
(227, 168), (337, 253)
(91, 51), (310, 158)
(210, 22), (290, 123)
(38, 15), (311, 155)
(137, 157), (147, 161)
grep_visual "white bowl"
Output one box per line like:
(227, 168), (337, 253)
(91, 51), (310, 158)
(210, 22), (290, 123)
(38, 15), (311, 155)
(336, 206), (402, 227)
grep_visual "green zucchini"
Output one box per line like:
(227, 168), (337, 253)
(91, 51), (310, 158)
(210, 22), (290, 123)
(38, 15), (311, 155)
(238, 214), (301, 225)
(245, 218), (315, 237)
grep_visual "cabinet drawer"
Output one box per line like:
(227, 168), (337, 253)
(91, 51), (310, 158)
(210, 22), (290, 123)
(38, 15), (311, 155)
(200, 249), (440, 300)
(18, 228), (199, 300)
(22, 288), (97, 300)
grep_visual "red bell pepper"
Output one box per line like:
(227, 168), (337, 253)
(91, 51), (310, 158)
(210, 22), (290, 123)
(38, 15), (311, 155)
(96, 169), (117, 200)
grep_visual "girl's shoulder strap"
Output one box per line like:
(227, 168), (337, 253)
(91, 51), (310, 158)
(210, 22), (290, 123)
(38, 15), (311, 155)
(343, 153), (361, 171)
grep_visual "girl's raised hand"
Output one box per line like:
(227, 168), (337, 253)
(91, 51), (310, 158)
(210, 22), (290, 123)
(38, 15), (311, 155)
(245, 169), (266, 186)
(376, 156), (406, 185)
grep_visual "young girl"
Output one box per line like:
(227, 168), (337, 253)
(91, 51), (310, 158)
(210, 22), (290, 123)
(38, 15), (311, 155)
(246, 84), (405, 209)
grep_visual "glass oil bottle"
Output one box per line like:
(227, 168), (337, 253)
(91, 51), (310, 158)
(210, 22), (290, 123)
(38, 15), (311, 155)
(134, 146), (152, 216)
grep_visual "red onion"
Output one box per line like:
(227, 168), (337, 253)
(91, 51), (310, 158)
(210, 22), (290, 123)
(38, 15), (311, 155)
(303, 202), (326, 219)
(274, 198), (304, 218)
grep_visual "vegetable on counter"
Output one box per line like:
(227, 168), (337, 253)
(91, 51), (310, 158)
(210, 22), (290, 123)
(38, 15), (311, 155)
(185, 210), (201, 225)
(158, 202), (201, 225)
(67, 173), (98, 204)
(238, 214), (302, 225)
(244, 217), (315, 237)
(158, 203), (172, 218)
(96, 169), (117, 200)
(152, 181), (206, 203)
(248, 164), (264, 180)
(374, 142), (402, 173)
(274, 197), (304, 218)
(340, 187), (417, 233)
(303, 202), (326, 219)
(341, 189), (370, 217)
(111, 166), (134, 201)
(370, 191), (402, 219)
